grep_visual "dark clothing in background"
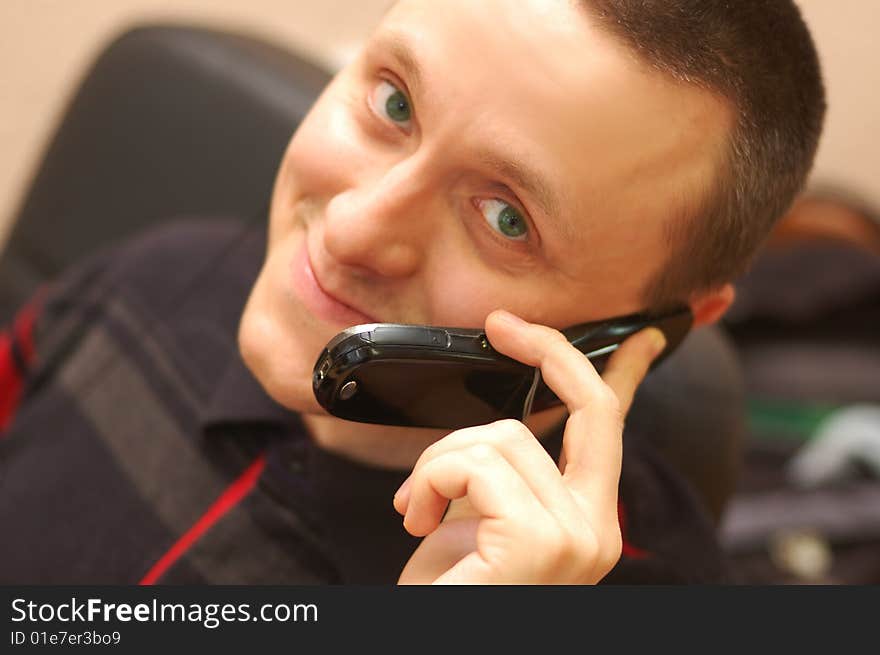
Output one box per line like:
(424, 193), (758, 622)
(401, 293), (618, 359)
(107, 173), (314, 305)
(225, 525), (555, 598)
(720, 239), (880, 584)
(0, 218), (727, 584)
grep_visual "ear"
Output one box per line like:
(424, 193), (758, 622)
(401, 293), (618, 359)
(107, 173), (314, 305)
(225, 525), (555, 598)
(688, 283), (735, 328)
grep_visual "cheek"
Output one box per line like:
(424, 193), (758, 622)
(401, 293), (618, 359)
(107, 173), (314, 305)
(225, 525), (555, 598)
(269, 82), (366, 247)
(282, 81), (375, 200)
(423, 257), (528, 328)
(424, 252), (595, 330)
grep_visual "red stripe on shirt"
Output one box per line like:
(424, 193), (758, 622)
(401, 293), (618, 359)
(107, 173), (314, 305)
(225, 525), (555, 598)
(0, 333), (24, 432)
(618, 501), (650, 560)
(13, 293), (41, 364)
(139, 453), (267, 585)
(1, 292), (44, 432)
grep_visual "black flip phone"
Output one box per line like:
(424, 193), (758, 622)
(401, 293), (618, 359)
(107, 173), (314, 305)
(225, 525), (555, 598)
(312, 308), (693, 430)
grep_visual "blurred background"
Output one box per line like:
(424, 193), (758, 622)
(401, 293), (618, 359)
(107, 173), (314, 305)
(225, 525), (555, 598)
(1, 1), (878, 583)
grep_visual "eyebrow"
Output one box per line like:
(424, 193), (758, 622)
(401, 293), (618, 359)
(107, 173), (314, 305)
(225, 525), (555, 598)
(382, 31), (424, 100)
(474, 150), (562, 224)
(378, 31), (565, 228)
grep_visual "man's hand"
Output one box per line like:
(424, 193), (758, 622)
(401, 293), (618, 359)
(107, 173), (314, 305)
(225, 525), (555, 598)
(394, 309), (666, 584)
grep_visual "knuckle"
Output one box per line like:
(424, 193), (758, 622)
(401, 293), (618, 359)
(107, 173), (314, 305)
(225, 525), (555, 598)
(529, 522), (562, 567)
(536, 522), (573, 567)
(492, 418), (521, 434)
(547, 329), (571, 350)
(496, 419), (533, 442)
(534, 326), (570, 356)
(415, 440), (447, 471)
(419, 440), (442, 464)
(418, 457), (441, 482)
(572, 527), (600, 559)
(596, 383), (623, 418)
(532, 517), (625, 581)
(598, 382), (621, 409)
(566, 526), (617, 580)
(419, 453), (456, 489)
(485, 420), (534, 457)
(467, 442), (498, 463)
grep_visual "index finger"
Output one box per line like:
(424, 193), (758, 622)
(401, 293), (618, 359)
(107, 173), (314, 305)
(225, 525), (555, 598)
(484, 311), (665, 502)
(484, 312), (665, 415)
(484, 311), (608, 411)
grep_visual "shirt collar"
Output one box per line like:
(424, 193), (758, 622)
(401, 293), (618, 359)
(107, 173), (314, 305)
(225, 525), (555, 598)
(199, 348), (299, 434)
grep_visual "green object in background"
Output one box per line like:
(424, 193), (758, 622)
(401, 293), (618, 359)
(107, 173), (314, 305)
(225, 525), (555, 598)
(747, 398), (839, 443)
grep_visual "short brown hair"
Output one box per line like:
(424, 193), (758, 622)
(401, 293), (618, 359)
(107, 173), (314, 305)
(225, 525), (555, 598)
(581, 0), (826, 310)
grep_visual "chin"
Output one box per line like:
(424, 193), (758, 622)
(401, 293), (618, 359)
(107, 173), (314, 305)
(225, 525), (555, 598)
(237, 260), (329, 417)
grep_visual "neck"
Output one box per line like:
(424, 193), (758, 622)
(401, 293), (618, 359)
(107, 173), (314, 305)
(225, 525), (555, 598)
(301, 405), (569, 471)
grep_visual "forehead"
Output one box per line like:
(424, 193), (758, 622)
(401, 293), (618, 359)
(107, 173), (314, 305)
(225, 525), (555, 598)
(372, 0), (729, 259)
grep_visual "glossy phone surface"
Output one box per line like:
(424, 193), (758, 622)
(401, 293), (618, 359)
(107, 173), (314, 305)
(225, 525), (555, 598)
(312, 308), (693, 430)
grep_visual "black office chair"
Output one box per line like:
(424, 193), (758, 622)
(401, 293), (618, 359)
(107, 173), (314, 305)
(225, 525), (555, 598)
(0, 24), (744, 524)
(0, 25), (329, 321)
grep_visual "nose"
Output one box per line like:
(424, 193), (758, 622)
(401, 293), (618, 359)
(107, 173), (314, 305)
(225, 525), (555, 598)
(322, 157), (439, 278)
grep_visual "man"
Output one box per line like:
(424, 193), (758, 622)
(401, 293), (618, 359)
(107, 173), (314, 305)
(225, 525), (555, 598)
(0, 0), (824, 583)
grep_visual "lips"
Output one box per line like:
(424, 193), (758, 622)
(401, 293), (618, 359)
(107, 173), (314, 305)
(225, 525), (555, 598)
(291, 240), (379, 327)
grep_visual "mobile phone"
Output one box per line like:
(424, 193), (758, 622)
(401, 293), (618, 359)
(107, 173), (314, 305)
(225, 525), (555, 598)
(312, 307), (693, 430)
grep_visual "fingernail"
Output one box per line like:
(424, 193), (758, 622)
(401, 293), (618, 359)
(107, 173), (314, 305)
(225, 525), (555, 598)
(495, 310), (527, 326)
(647, 328), (667, 356)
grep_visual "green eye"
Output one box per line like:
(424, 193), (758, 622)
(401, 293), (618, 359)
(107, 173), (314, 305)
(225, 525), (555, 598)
(374, 80), (412, 125)
(497, 206), (527, 238)
(479, 199), (529, 241)
(386, 89), (411, 122)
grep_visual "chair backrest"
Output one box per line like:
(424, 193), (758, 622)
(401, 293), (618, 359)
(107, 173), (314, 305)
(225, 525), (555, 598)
(0, 23), (744, 524)
(0, 24), (331, 323)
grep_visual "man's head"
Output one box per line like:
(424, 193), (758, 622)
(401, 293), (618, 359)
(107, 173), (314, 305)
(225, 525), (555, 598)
(239, 0), (824, 415)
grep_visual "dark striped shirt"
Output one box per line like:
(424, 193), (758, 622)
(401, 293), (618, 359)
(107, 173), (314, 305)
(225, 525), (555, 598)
(0, 217), (728, 584)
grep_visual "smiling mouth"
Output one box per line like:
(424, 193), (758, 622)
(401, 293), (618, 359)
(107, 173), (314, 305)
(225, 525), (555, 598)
(290, 241), (379, 327)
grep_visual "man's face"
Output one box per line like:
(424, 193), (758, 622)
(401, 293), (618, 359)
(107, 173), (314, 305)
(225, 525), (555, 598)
(239, 0), (728, 413)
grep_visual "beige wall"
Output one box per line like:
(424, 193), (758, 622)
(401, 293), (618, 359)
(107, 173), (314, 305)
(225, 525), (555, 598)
(798, 1), (880, 202)
(2, 1), (878, 249)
